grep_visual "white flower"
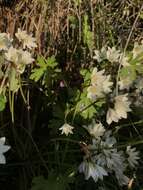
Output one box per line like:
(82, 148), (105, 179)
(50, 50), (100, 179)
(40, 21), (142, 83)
(118, 76), (132, 90)
(106, 47), (120, 63)
(0, 33), (12, 51)
(5, 47), (34, 73)
(91, 67), (105, 85)
(93, 47), (106, 62)
(18, 50), (34, 65)
(132, 42), (143, 59)
(106, 108), (119, 125)
(82, 129), (131, 186)
(5, 47), (18, 63)
(115, 171), (129, 186)
(87, 67), (113, 100)
(0, 137), (10, 164)
(15, 28), (37, 49)
(106, 94), (131, 125)
(126, 146), (140, 168)
(87, 86), (99, 100)
(86, 121), (105, 139)
(59, 123), (74, 136)
(79, 161), (108, 182)
(114, 94), (131, 119)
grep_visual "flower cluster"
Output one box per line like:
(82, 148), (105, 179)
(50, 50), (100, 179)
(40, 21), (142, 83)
(79, 121), (139, 186)
(87, 66), (131, 125)
(0, 29), (36, 93)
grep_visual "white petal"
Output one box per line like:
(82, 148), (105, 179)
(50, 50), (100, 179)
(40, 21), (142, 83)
(0, 154), (6, 164)
(0, 137), (6, 145)
(0, 144), (10, 153)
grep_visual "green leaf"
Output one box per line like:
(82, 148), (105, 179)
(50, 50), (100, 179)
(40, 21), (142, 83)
(45, 56), (58, 68)
(0, 94), (6, 111)
(120, 66), (136, 81)
(31, 172), (74, 190)
(83, 14), (94, 51)
(76, 96), (97, 119)
(30, 68), (45, 82)
(30, 56), (58, 83)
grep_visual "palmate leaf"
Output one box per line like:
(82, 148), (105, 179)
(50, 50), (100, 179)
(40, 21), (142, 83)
(30, 56), (58, 82)
(30, 67), (45, 82)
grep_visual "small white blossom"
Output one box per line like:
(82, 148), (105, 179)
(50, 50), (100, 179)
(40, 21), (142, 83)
(126, 146), (140, 168)
(87, 67), (113, 100)
(0, 33), (12, 51)
(132, 42), (143, 59)
(114, 94), (131, 119)
(118, 76), (132, 90)
(79, 161), (108, 182)
(5, 47), (34, 73)
(5, 47), (19, 63)
(59, 123), (74, 136)
(93, 47), (106, 62)
(91, 67), (105, 85)
(106, 94), (131, 125)
(87, 86), (99, 100)
(18, 50), (34, 65)
(0, 137), (10, 164)
(106, 47), (120, 63)
(15, 28), (37, 49)
(86, 121), (105, 139)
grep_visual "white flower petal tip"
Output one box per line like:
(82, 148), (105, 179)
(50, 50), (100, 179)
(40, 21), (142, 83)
(106, 46), (121, 63)
(59, 123), (74, 136)
(0, 137), (11, 164)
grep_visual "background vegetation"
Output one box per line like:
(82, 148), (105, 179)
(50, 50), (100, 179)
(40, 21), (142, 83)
(0, 0), (143, 189)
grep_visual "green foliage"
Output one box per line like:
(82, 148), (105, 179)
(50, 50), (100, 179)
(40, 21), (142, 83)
(76, 91), (97, 119)
(31, 172), (74, 190)
(1, 0), (143, 190)
(0, 94), (6, 111)
(120, 66), (136, 81)
(83, 15), (94, 51)
(30, 56), (59, 85)
(73, 0), (82, 6)
(120, 51), (143, 81)
(68, 16), (78, 29)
